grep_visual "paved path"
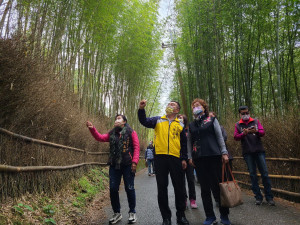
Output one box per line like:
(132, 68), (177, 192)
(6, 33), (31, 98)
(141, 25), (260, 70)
(102, 169), (300, 225)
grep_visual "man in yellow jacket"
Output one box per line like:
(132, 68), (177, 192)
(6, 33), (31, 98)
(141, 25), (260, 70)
(138, 99), (189, 225)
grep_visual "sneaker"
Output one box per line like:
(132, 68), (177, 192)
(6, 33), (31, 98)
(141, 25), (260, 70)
(128, 212), (137, 224)
(220, 215), (231, 225)
(267, 199), (275, 206)
(109, 213), (122, 224)
(255, 199), (263, 205)
(203, 217), (217, 225)
(148, 173), (151, 176)
(190, 199), (198, 209)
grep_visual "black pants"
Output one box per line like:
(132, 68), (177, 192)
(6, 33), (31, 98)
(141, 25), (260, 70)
(194, 156), (229, 218)
(183, 162), (196, 200)
(154, 155), (186, 220)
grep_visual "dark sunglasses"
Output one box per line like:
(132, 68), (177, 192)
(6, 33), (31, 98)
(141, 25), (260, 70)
(241, 112), (249, 115)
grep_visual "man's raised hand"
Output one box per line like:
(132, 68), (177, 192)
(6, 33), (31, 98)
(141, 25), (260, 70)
(139, 99), (147, 109)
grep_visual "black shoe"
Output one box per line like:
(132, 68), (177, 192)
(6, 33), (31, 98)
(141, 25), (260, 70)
(177, 216), (189, 225)
(255, 199), (263, 205)
(162, 218), (172, 225)
(267, 199), (275, 206)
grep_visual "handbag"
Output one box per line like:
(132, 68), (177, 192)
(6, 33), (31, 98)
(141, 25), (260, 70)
(219, 162), (243, 208)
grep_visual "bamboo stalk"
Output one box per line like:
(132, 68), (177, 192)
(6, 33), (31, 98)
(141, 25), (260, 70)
(233, 171), (300, 180)
(233, 156), (300, 162)
(0, 162), (107, 172)
(237, 180), (300, 198)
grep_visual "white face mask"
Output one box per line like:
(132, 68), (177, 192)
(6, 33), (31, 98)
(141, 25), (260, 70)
(241, 114), (250, 121)
(178, 118), (183, 123)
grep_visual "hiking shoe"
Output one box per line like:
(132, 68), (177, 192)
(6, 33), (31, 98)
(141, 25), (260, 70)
(203, 217), (217, 225)
(267, 199), (275, 206)
(177, 216), (189, 225)
(109, 213), (122, 224)
(220, 215), (231, 225)
(162, 218), (172, 225)
(255, 199), (263, 205)
(190, 199), (198, 209)
(128, 212), (137, 224)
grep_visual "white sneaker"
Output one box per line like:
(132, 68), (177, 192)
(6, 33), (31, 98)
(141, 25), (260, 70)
(128, 212), (137, 224)
(109, 213), (122, 224)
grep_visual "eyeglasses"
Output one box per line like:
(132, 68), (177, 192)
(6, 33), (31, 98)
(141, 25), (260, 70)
(241, 112), (249, 115)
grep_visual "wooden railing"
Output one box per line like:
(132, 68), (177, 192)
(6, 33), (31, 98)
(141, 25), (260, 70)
(0, 127), (109, 172)
(232, 156), (300, 200)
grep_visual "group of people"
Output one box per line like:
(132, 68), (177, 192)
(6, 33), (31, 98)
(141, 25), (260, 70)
(86, 98), (275, 225)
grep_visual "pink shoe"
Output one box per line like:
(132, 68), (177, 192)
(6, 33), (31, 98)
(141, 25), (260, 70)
(190, 199), (198, 209)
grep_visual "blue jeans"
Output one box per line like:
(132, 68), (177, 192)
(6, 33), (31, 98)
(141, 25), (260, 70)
(109, 165), (136, 213)
(147, 159), (154, 174)
(243, 152), (273, 201)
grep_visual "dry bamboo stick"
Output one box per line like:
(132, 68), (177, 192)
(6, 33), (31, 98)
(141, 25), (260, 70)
(233, 156), (300, 162)
(233, 171), (300, 180)
(0, 128), (110, 156)
(0, 128), (85, 152)
(237, 180), (300, 198)
(87, 152), (109, 155)
(0, 162), (107, 172)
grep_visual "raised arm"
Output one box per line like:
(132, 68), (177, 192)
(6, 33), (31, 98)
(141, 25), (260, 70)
(87, 121), (110, 142)
(138, 109), (159, 128)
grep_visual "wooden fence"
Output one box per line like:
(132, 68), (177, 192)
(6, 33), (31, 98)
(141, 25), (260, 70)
(1, 127), (299, 202)
(232, 156), (300, 201)
(0, 128), (110, 200)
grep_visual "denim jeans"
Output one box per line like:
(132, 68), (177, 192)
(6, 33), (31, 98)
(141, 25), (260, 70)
(109, 164), (136, 213)
(147, 159), (154, 174)
(243, 152), (273, 201)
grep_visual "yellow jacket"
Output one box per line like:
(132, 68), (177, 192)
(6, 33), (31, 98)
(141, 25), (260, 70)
(138, 109), (187, 159)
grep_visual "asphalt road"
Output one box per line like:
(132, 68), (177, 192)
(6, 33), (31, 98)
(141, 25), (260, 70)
(101, 169), (300, 225)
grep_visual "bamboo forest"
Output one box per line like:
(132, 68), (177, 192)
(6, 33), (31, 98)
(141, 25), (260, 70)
(0, 0), (299, 224)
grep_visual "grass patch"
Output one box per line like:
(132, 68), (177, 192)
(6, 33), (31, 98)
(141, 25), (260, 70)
(0, 166), (109, 225)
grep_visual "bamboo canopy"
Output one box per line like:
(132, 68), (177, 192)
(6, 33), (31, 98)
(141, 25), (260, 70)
(0, 163), (107, 173)
(233, 171), (300, 180)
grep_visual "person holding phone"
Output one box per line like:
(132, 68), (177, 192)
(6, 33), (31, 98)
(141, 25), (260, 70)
(86, 114), (140, 224)
(234, 106), (275, 206)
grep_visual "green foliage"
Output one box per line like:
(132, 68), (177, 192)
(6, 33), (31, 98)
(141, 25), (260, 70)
(175, 0), (299, 120)
(42, 205), (56, 216)
(12, 203), (35, 216)
(44, 217), (56, 224)
(72, 167), (106, 208)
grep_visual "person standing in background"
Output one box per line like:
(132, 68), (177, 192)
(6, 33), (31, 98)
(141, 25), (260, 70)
(145, 141), (155, 176)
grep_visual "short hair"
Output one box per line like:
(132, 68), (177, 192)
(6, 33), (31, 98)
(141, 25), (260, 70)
(115, 114), (127, 123)
(238, 106), (249, 113)
(170, 100), (181, 110)
(191, 98), (209, 117)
